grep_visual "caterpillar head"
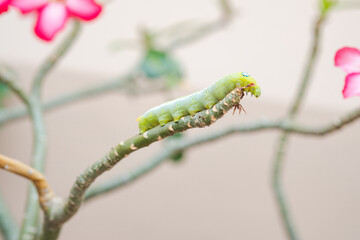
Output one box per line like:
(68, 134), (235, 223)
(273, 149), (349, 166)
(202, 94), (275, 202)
(233, 72), (261, 98)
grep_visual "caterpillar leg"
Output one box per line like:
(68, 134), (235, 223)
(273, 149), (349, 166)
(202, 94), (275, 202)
(232, 103), (246, 115)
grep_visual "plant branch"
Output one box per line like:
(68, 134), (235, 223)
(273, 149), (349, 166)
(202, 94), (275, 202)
(0, 64), (44, 240)
(165, 8), (233, 51)
(272, 14), (325, 240)
(0, 70), (139, 126)
(40, 86), (246, 238)
(19, 21), (81, 240)
(288, 17), (324, 118)
(0, 66), (30, 107)
(0, 154), (54, 210)
(84, 150), (166, 201)
(18, 102), (47, 240)
(0, 192), (18, 240)
(84, 106), (360, 201)
(31, 21), (81, 97)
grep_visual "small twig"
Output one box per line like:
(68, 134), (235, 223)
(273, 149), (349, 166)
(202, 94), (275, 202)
(31, 21), (81, 97)
(288, 17), (324, 118)
(219, 0), (233, 19)
(84, 106), (360, 201)
(0, 66), (38, 240)
(110, 0), (235, 52)
(0, 69), (140, 126)
(0, 154), (54, 210)
(0, 66), (30, 107)
(0, 192), (18, 240)
(272, 14), (325, 240)
(41, 87), (245, 237)
(165, 18), (230, 51)
(84, 151), (166, 201)
(165, 0), (234, 50)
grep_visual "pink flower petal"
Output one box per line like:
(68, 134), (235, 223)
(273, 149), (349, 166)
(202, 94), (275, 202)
(343, 72), (360, 98)
(10, 0), (47, 13)
(0, 0), (10, 14)
(66, 0), (102, 21)
(335, 47), (360, 74)
(35, 3), (69, 41)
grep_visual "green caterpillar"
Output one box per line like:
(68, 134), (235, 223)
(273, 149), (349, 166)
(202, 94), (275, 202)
(137, 72), (261, 133)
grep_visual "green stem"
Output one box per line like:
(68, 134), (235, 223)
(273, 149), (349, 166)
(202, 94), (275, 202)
(19, 21), (82, 240)
(165, 0), (233, 51)
(84, 106), (360, 202)
(288, 17), (324, 118)
(0, 62), (36, 240)
(0, 66), (30, 107)
(273, 132), (296, 239)
(0, 71), (138, 126)
(18, 99), (47, 240)
(84, 150), (166, 201)
(0, 192), (19, 240)
(31, 21), (82, 97)
(272, 15), (325, 240)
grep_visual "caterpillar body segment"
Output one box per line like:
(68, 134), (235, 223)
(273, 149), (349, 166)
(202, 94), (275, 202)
(138, 72), (261, 133)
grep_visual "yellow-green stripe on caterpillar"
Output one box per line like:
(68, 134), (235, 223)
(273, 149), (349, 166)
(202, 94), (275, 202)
(137, 72), (261, 133)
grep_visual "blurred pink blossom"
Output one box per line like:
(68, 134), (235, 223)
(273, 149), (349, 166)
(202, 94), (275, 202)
(0, 0), (11, 14)
(11, 0), (102, 41)
(335, 47), (360, 98)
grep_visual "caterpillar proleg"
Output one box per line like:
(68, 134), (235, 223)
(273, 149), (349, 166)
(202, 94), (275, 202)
(137, 72), (261, 133)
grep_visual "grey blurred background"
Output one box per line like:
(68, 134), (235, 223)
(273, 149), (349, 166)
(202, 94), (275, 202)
(0, 0), (360, 239)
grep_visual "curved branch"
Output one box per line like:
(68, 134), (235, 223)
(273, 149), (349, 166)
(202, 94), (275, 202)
(84, 106), (360, 201)
(84, 150), (165, 201)
(0, 70), (139, 125)
(0, 66), (30, 107)
(32, 21), (81, 97)
(0, 154), (54, 210)
(272, 14), (326, 240)
(20, 21), (82, 240)
(42, 87), (246, 238)
(165, 0), (234, 51)
(0, 192), (18, 240)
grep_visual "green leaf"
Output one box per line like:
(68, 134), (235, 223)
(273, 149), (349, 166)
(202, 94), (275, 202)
(0, 82), (9, 107)
(140, 49), (183, 88)
(320, 0), (337, 16)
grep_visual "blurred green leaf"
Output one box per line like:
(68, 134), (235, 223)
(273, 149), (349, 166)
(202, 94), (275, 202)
(167, 133), (185, 163)
(0, 82), (9, 107)
(320, 0), (337, 15)
(140, 49), (183, 88)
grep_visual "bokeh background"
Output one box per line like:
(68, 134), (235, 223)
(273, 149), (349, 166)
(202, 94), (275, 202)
(0, 0), (360, 239)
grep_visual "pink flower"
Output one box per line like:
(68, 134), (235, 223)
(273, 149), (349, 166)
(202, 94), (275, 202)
(335, 47), (360, 98)
(0, 0), (11, 14)
(11, 0), (102, 41)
